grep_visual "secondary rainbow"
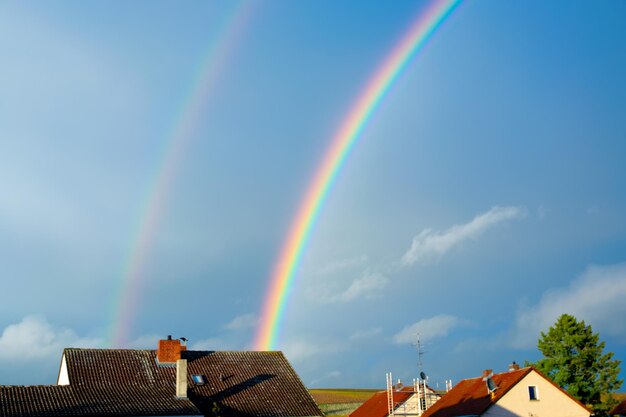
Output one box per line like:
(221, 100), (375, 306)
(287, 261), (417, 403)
(109, 2), (254, 348)
(253, 0), (462, 351)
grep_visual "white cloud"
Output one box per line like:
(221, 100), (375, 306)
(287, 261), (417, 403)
(509, 262), (626, 349)
(282, 337), (345, 364)
(189, 337), (230, 351)
(318, 272), (389, 303)
(393, 315), (460, 345)
(401, 206), (527, 267)
(223, 313), (258, 330)
(0, 316), (101, 361)
(127, 334), (162, 349)
(339, 273), (388, 302)
(314, 255), (368, 275)
(350, 328), (383, 341)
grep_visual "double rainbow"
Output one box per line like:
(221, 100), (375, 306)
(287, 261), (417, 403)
(109, 2), (254, 348)
(254, 0), (462, 351)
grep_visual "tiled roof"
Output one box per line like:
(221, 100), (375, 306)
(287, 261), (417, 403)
(186, 350), (322, 417)
(1, 349), (323, 417)
(0, 384), (199, 417)
(611, 399), (626, 415)
(420, 368), (533, 417)
(421, 367), (591, 417)
(349, 387), (414, 417)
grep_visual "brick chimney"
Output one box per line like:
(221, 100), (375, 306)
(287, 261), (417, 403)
(157, 335), (186, 366)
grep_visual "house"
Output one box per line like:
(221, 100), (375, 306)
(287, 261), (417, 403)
(350, 381), (441, 417)
(611, 399), (626, 416)
(420, 365), (591, 417)
(0, 336), (323, 417)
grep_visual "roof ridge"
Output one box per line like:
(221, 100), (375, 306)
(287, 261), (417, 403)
(63, 347), (287, 353)
(462, 366), (533, 380)
(64, 347), (154, 351)
(0, 385), (70, 388)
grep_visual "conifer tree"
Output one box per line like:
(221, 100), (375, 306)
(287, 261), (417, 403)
(534, 314), (622, 416)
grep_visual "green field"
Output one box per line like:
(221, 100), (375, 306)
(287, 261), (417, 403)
(309, 389), (379, 417)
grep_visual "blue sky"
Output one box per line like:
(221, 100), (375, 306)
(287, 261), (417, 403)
(1, 0), (626, 389)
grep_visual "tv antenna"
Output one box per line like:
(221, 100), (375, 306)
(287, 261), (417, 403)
(412, 333), (426, 377)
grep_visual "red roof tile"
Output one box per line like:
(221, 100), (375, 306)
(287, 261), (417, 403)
(349, 388), (414, 417)
(421, 367), (591, 417)
(420, 368), (533, 417)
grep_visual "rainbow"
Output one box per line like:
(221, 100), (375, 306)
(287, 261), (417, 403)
(253, 0), (462, 351)
(109, 2), (255, 348)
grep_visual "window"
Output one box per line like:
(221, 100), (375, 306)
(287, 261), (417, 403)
(528, 386), (538, 400)
(192, 374), (206, 385)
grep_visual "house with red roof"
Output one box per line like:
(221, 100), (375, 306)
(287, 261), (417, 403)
(350, 382), (441, 417)
(420, 365), (591, 417)
(0, 336), (323, 417)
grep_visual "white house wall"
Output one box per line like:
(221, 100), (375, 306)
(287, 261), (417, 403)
(57, 353), (69, 386)
(482, 370), (590, 417)
(395, 394), (420, 417)
(394, 390), (440, 417)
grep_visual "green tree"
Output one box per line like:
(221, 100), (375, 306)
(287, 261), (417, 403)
(534, 314), (622, 416)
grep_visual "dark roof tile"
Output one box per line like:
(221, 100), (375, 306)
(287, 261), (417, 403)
(0, 385), (199, 417)
(1, 349), (322, 417)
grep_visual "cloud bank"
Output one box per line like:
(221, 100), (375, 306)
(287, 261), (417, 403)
(318, 272), (389, 303)
(223, 313), (258, 330)
(393, 314), (460, 344)
(350, 328), (382, 341)
(401, 206), (527, 267)
(189, 337), (230, 351)
(509, 262), (626, 349)
(282, 336), (345, 363)
(0, 316), (101, 361)
(314, 255), (368, 275)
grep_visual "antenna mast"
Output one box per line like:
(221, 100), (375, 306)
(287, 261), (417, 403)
(412, 333), (425, 374)
(413, 333), (428, 415)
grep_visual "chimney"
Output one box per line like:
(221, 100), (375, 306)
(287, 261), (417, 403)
(176, 359), (188, 399)
(395, 378), (403, 391)
(508, 361), (520, 371)
(157, 336), (187, 366)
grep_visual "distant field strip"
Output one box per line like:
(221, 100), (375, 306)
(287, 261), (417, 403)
(309, 388), (379, 404)
(310, 388), (378, 416)
(318, 403), (364, 416)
